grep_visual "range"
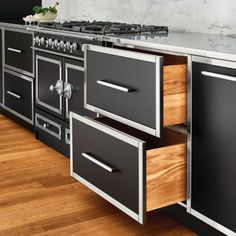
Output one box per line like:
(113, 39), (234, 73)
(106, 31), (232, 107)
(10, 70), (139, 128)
(30, 21), (169, 157)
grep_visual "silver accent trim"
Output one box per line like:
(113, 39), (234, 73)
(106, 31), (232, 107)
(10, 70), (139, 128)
(192, 55), (236, 69)
(35, 113), (62, 140)
(65, 63), (85, 119)
(70, 112), (145, 224)
(65, 128), (70, 145)
(97, 80), (131, 92)
(33, 47), (84, 61)
(191, 209), (236, 236)
(35, 55), (63, 115)
(3, 69), (34, 125)
(201, 71), (236, 82)
(7, 47), (22, 54)
(84, 44), (162, 137)
(6, 91), (21, 99)
(82, 152), (116, 173)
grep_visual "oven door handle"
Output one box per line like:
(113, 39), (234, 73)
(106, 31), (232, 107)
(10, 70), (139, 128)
(50, 80), (63, 96)
(96, 80), (133, 93)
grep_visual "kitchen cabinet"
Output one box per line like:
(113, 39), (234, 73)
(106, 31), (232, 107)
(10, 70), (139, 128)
(84, 45), (187, 138)
(191, 56), (236, 234)
(71, 113), (187, 224)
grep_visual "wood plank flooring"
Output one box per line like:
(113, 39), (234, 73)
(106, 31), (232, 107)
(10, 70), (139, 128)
(0, 114), (198, 236)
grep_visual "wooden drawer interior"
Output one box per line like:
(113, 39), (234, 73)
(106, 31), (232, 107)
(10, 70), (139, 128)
(113, 46), (187, 127)
(97, 117), (187, 212)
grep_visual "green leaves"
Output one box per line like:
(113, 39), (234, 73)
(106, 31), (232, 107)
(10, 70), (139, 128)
(33, 5), (58, 15)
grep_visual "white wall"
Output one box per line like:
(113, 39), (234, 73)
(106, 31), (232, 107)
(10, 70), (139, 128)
(42, 0), (236, 35)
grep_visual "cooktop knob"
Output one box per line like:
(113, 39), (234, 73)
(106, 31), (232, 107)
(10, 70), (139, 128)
(65, 42), (71, 51)
(70, 42), (78, 53)
(54, 39), (59, 49)
(48, 39), (53, 47)
(34, 36), (40, 46)
(40, 37), (45, 46)
(59, 40), (65, 50)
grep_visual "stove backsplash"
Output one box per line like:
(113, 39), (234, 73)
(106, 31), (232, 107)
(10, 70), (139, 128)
(42, 0), (236, 36)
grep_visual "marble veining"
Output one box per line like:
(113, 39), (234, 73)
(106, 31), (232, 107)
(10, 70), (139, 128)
(42, 0), (236, 36)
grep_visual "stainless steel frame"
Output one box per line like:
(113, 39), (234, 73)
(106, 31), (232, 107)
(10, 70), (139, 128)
(35, 113), (62, 140)
(3, 27), (34, 78)
(65, 63), (85, 119)
(3, 68), (34, 125)
(189, 55), (236, 236)
(83, 44), (163, 138)
(70, 112), (146, 224)
(35, 54), (63, 115)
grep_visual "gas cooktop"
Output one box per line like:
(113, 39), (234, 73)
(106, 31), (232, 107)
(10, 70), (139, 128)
(39, 21), (169, 35)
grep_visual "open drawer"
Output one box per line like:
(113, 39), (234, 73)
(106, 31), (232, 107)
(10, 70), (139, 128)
(71, 113), (187, 224)
(84, 45), (187, 137)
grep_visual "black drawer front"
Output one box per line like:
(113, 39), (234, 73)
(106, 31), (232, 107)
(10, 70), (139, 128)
(4, 70), (33, 123)
(72, 115), (145, 215)
(5, 30), (33, 75)
(85, 45), (162, 133)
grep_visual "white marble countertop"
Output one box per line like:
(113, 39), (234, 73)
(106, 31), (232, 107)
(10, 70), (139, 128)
(104, 32), (236, 62)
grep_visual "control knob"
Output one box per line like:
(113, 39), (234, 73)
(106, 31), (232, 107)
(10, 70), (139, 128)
(59, 40), (65, 51)
(70, 43), (78, 53)
(48, 39), (53, 48)
(40, 37), (45, 46)
(64, 42), (71, 51)
(54, 39), (59, 49)
(34, 36), (40, 46)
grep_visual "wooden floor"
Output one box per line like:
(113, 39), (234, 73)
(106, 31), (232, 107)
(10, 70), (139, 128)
(0, 114), (198, 236)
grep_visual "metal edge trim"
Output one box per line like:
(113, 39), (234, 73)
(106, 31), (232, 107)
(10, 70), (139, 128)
(35, 113), (62, 140)
(71, 112), (144, 147)
(192, 55), (236, 69)
(85, 44), (157, 63)
(190, 209), (236, 236)
(72, 172), (139, 222)
(70, 112), (73, 175)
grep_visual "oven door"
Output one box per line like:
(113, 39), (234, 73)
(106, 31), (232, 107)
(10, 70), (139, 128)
(35, 51), (64, 119)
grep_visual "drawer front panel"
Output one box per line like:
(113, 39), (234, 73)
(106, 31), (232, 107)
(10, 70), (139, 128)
(71, 114), (145, 222)
(4, 70), (33, 123)
(85, 45), (162, 136)
(5, 30), (33, 75)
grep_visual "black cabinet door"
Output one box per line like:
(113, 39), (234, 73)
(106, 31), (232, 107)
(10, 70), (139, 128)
(36, 51), (64, 119)
(5, 30), (33, 75)
(192, 60), (236, 233)
(0, 29), (2, 105)
(85, 45), (162, 137)
(65, 58), (95, 121)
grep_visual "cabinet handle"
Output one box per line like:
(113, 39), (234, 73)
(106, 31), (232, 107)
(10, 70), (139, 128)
(201, 71), (236, 82)
(6, 91), (21, 99)
(82, 152), (117, 173)
(7, 48), (22, 54)
(97, 80), (133, 92)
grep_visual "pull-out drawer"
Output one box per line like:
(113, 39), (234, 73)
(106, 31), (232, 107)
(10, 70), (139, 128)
(4, 69), (34, 124)
(71, 113), (187, 224)
(84, 45), (187, 137)
(4, 29), (33, 76)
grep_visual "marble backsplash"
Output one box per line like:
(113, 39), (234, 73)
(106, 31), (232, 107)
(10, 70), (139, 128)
(42, 0), (236, 36)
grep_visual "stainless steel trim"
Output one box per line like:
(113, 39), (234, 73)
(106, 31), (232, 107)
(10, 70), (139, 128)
(192, 55), (236, 69)
(187, 55), (192, 213)
(6, 91), (21, 99)
(33, 47), (85, 61)
(70, 112), (146, 224)
(84, 44), (158, 62)
(191, 209), (236, 236)
(65, 63), (85, 119)
(4, 27), (34, 77)
(82, 152), (117, 173)
(3, 68), (34, 125)
(65, 127), (70, 145)
(35, 113), (62, 140)
(201, 71), (236, 82)
(1, 29), (3, 106)
(97, 80), (131, 92)
(84, 45), (162, 137)
(35, 54), (63, 115)
(27, 26), (102, 41)
(72, 172), (140, 222)
(7, 47), (22, 54)
(87, 104), (157, 136)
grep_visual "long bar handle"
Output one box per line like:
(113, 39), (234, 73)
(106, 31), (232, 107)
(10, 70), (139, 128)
(7, 47), (22, 54)
(201, 71), (236, 82)
(82, 152), (117, 173)
(97, 80), (132, 93)
(6, 91), (21, 99)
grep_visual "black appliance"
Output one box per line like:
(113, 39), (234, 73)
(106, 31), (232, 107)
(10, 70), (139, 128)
(0, 0), (41, 22)
(32, 21), (168, 157)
